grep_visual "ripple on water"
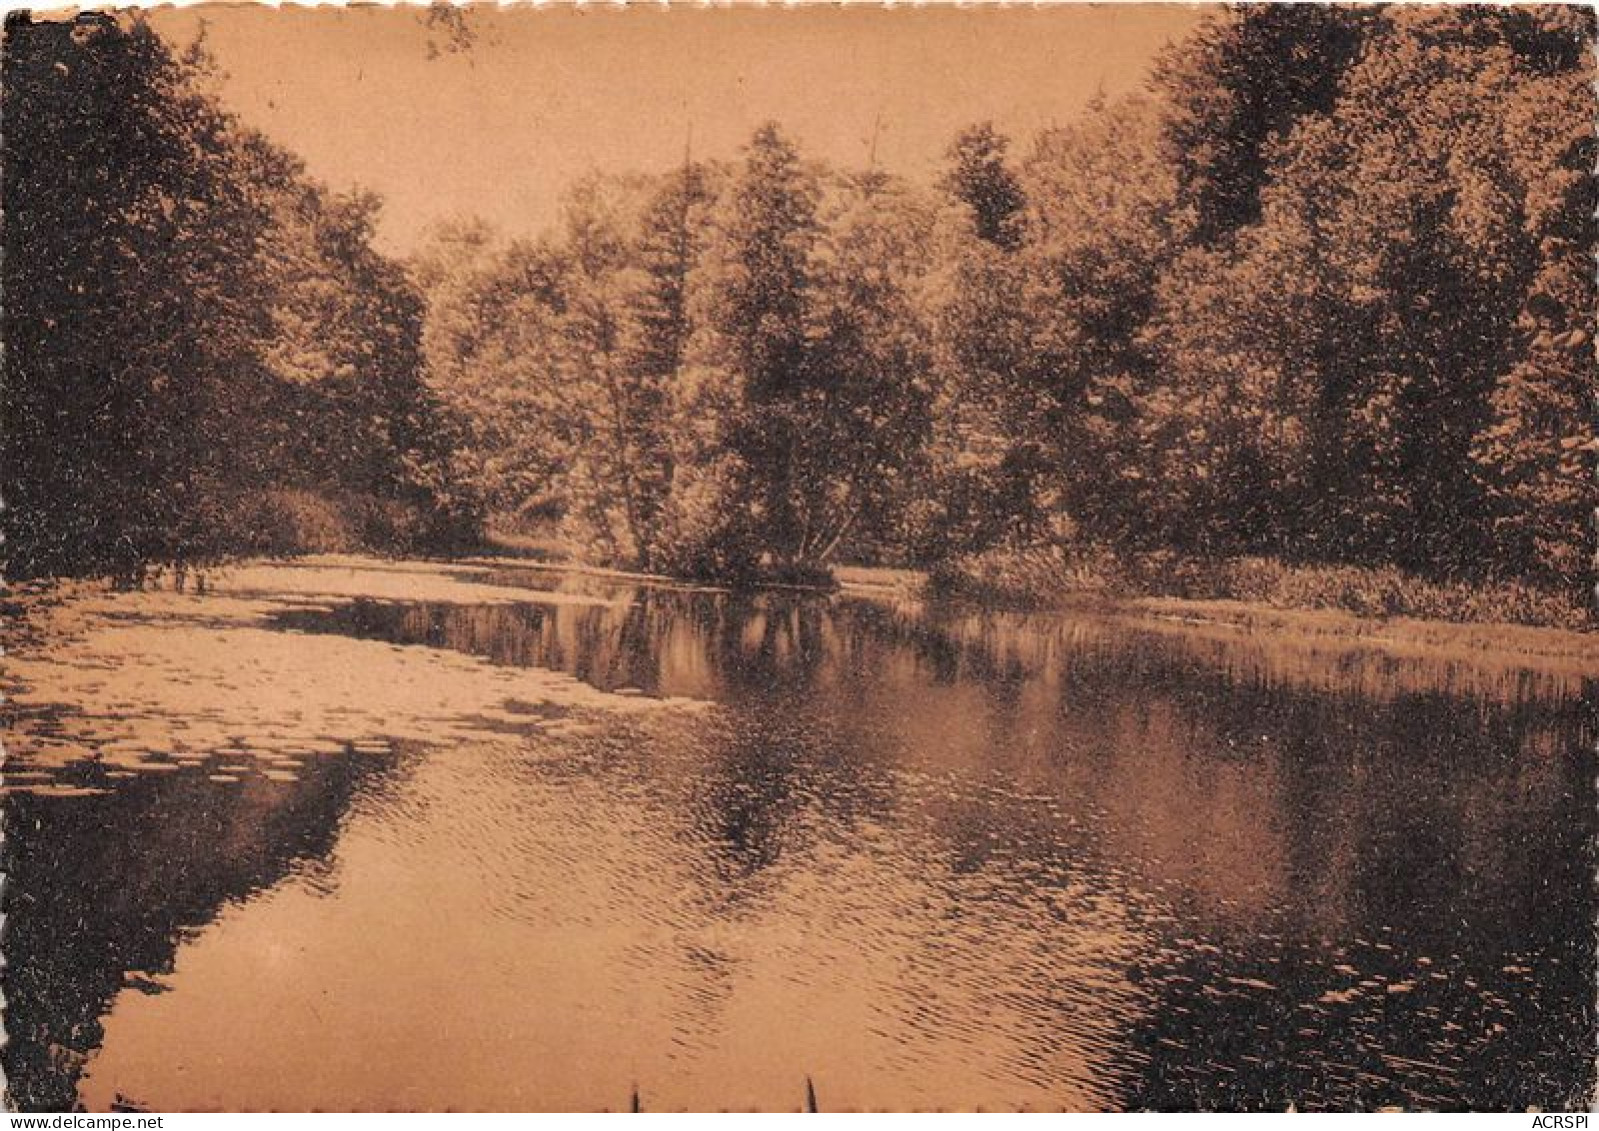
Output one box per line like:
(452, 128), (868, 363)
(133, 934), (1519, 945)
(4, 561), (1594, 1111)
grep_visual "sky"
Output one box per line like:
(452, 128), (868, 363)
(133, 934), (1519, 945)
(149, 4), (1206, 256)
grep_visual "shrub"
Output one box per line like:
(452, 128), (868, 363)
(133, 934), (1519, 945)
(233, 490), (355, 555)
(931, 545), (1593, 629)
(227, 489), (479, 559)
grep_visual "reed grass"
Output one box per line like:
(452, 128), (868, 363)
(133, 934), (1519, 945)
(929, 547), (1593, 631)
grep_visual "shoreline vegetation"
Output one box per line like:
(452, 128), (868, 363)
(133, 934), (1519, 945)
(165, 526), (1582, 676)
(13, 549), (1594, 698)
(495, 546), (1599, 676)
(482, 528), (1598, 647)
(5, 9), (1596, 640)
(918, 546), (1596, 633)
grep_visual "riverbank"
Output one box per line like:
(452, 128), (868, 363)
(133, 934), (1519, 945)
(0, 557), (712, 797)
(9, 553), (1590, 754)
(840, 563), (1599, 679)
(474, 537), (1599, 670)
(919, 546), (1593, 629)
(839, 570), (1599, 704)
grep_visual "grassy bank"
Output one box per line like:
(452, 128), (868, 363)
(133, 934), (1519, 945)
(475, 530), (1599, 667)
(924, 547), (1593, 632)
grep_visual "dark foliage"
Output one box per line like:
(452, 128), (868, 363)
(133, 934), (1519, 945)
(7, 7), (1593, 623)
(2, 14), (477, 581)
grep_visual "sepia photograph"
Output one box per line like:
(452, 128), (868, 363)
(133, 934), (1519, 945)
(1, 0), (1595, 1113)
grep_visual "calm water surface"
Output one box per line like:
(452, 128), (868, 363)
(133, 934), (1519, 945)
(5, 565), (1594, 1110)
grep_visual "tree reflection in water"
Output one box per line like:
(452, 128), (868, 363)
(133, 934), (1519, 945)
(4, 749), (400, 1111)
(5, 573), (1593, 1110)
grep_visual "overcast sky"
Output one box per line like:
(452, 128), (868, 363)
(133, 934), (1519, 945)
(150, 4), (1204, 256)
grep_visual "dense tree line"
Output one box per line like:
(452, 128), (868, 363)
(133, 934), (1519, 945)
(421, 4), (1594, 595)
(6, 7), (1591, 603)
(3, 13), (474, 582)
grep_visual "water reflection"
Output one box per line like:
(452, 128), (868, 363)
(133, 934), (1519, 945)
(3, 750), (400, 1111)
(6, 567), (1595, 1110)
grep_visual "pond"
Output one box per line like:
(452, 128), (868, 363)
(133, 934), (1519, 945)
(3, 558), (1593, 1111)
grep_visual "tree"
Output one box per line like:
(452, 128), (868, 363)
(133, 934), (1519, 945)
(800, 170), (938, 564)
(281, 189), (475, 545)
(1021, 96), (1193, 548)
(942, 123), (1026, 252)
(612, 162), (720, 568)
(1470, 8), (1598, 586)
(554, 173), (665, 567)
(415, 224), (575, 525)
(912, 124), (1049, 562)
(1137, 227), (1327, 557)
(3, 13), (479, 578)
(1151, 5), (1372, 246)
(3, 13), (279, 579)
(664, 123), (825, 577)
(1145, 5), (1596, 580)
